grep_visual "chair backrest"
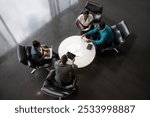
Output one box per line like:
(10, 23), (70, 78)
(41, 69), (76, 98)
(85, 1), (103, 14)
(17, 45), (28, 65)
(111, 25), (124, 45)
(117, 20), (130, 39)
(17, 45), (35, 68)
(26, 46), (35, 68)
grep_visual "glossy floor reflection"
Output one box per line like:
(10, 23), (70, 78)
(0, 0), (150, 100)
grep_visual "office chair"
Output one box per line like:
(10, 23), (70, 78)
(17, 45), (51, 74)
(101, 20), (130, 53)
(41, 69), (77, 100)
(84, 0), (103, 23)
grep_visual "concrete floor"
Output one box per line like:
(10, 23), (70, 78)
(0, 0), (150, 100)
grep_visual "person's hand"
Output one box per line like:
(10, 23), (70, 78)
(81, 26), (85, 31)
(82, 28), (89, 32)
(81, 34), (86, 39)
(86, 39), (91, 43)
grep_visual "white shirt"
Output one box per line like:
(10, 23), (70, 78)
(77, 14), (94, 27)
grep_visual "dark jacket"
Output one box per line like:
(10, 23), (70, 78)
(31, 46), (45, 65)
(54, 60), (78, 86)
(87, 25), (114, 46)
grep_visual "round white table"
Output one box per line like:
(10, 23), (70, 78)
(58, 35), (96, 68)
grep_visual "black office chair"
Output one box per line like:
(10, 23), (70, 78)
(41, 69), (77, 100)
(17, 45), (51, 74)
(84, 0), (103, 23)
(101, 20), (130, 53)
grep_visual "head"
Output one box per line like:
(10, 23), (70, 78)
(32, 40), (41, 48)
(61, 54), (68, 64)
(83, 10), (89, 19)
(99, 21), (106, 30)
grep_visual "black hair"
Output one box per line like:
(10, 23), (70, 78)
(32, 40), (41, 48)
(99, 21), (106, 29)
(83, 9), (89, 15)
(61, 55), (68, 64)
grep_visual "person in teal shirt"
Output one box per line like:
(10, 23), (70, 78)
(82, 21), (114, 46)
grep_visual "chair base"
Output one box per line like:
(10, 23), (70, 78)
(101, 47), (119, 53)
(30, 63), (51, 74)
(31, 69), (37, 74)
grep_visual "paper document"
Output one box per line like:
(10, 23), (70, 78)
(75, 52), (83, 57)
(67, 43), (81, 53)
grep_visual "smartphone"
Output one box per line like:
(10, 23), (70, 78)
(87, 44), (93, 50)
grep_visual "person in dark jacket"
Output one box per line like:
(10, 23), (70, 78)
(53, 54), (78, 87)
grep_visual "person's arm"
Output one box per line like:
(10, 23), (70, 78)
(75, 15), (84, 30)
(82, 23), (93, 32)
(92, 34), (106, 46)
(78, 20), (84, 30)
(75, 19), (84, 30)
(41, 46), (49, 52)
(33, 53), (45, 63)
(86, 27), (99, 36)
(71, 59), (78, 72)
(87, 14), (94, 30)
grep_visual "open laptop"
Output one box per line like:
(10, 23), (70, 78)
(44, 48), (53, 59)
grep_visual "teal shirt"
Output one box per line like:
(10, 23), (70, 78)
(87, 25), (114, 46)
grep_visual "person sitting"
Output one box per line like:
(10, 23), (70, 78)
(75, 9), (94, 34)
(31, 40), (59, 66)
(82, 21), (115, 48)
(47, 54), (78, 88)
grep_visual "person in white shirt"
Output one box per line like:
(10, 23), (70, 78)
(75, 9), (94, 34)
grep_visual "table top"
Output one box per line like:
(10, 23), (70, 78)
(58, 35), (96, 68)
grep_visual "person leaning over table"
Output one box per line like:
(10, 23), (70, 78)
(75, 9), (94, 34)
(82, 21), (115, 48)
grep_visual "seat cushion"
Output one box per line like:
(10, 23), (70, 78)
(17, 45), (28, 65)
(41, 81), (72, 98)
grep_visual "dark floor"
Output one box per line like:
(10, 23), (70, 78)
(0, 0), (150, 100)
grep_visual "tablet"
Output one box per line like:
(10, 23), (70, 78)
(66, 51), (76, 60)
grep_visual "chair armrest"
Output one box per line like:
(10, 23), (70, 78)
(117, 20), (130, 39)
(17, 45), (28, 65)
(93, 14), (102, 22)
(46, 69), (56, 83)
